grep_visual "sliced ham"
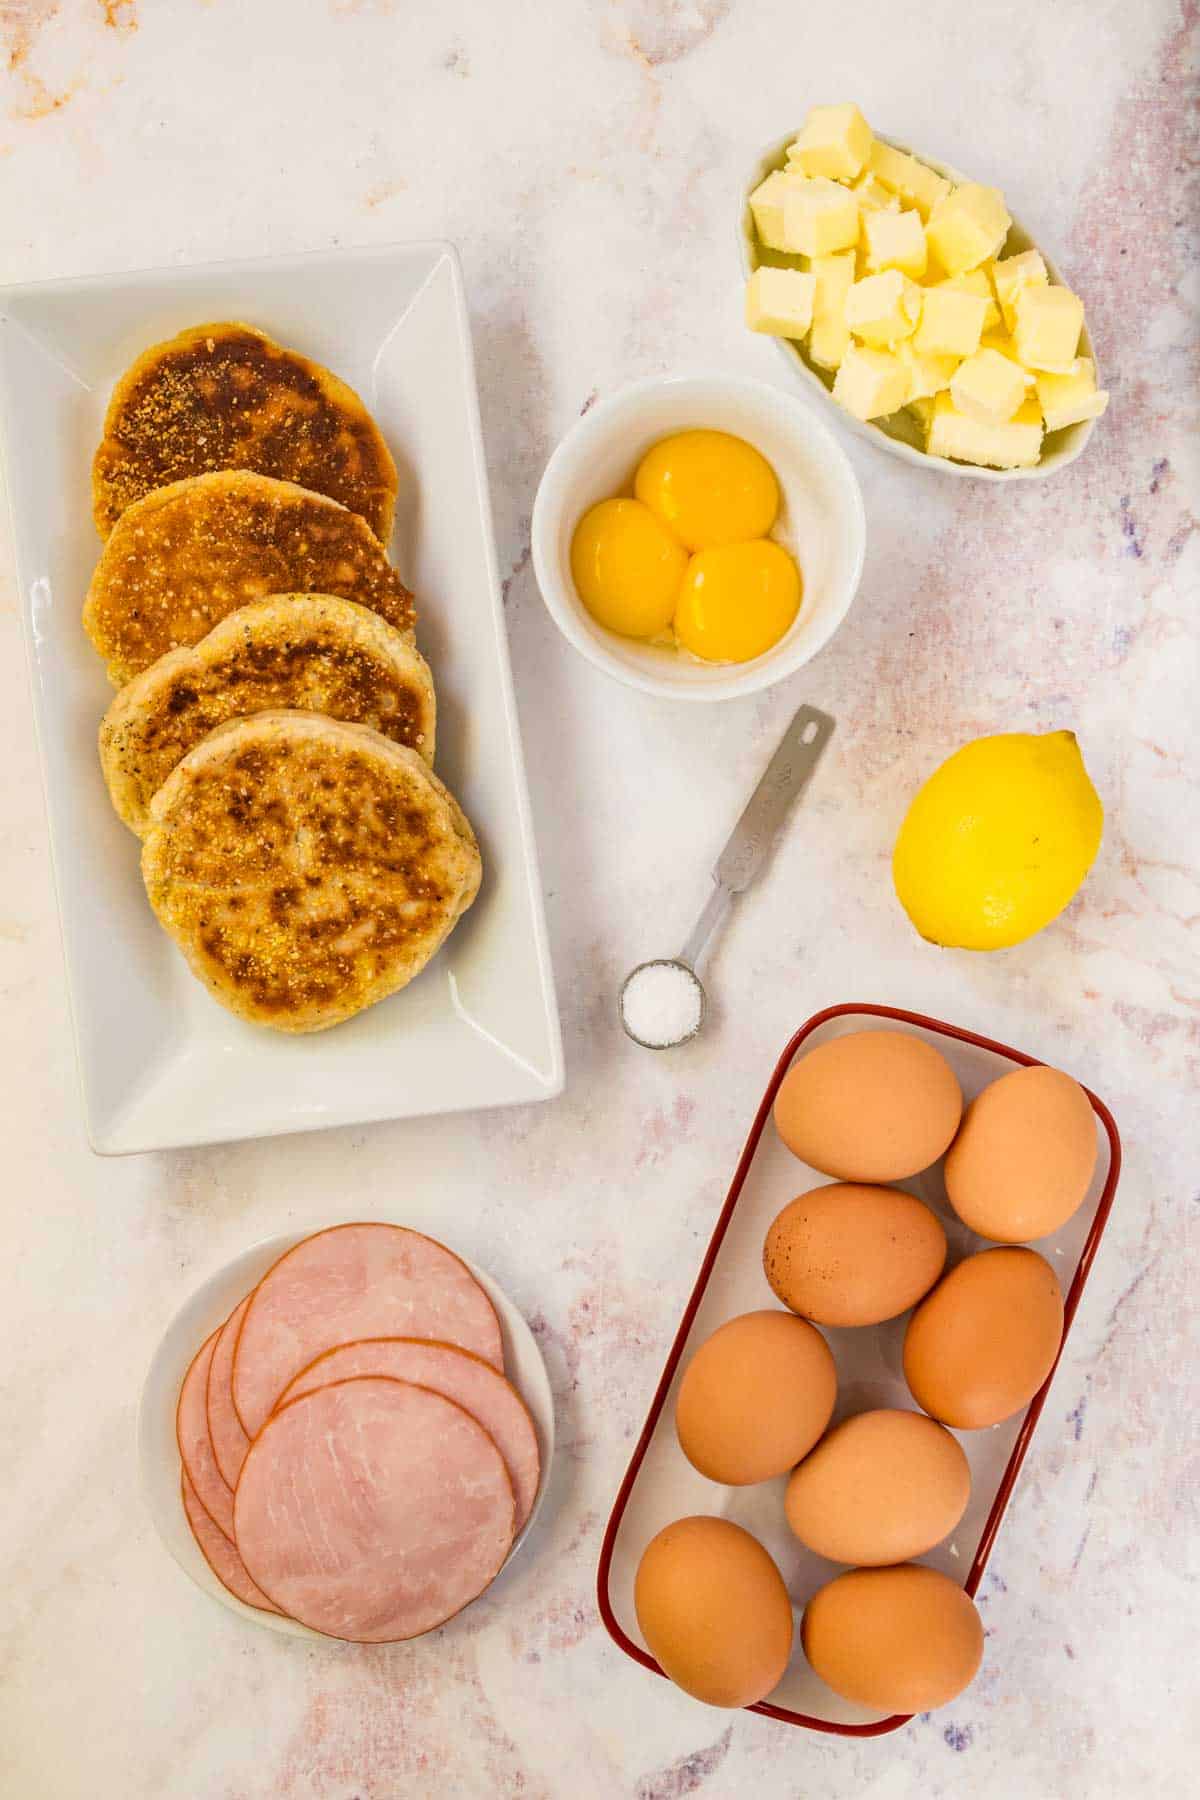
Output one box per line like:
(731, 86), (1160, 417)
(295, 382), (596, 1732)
(207, 1295), (251, 1490)
(275, 1338), (541, 1531)
(234, 1376), (514, 1642)
(175, 1329), (235, 1541)
(232, 1224), (503, 1437)
(181, 1471), (282, 1616)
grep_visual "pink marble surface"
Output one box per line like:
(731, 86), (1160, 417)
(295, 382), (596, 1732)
(1, 2), (1197, 1795)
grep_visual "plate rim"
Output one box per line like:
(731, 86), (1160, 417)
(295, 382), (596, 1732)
(138, 1226), (556, 1640)
(595, 1001), (1122, 1735)
(0, 237), (563, 1156)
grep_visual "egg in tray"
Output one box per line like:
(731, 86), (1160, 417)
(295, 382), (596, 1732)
(633, 1028), (1101, 1718)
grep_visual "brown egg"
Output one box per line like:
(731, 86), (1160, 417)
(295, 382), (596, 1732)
(785, 1409), (970, 1565)
(763, 1183), (947, 1326)
(774, 1031), (963, 1182)
(675, 1310), (836, 1485)
(634, 1516), (794, 1708)
(904, 1247), (1064, 1428)
(802, 1564), (983, 1714)
(945, 1063), (1098, 1242)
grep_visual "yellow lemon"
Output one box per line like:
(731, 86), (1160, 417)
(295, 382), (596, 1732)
(893, 731), (1103, 950)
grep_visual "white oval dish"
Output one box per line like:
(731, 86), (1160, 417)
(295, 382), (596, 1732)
(739, 133), (1102, 481)
(139, 1231), (555, 1639)
(531, 372), (865, 701)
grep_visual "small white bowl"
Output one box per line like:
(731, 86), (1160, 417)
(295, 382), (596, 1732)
(739, 133), (1103, 481)
(530, 372), (865, 701)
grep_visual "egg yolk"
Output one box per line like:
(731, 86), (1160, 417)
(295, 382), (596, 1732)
(570, 497), (689, 639)
(634, 430), (780, 551)
(674, 540), (802, 663)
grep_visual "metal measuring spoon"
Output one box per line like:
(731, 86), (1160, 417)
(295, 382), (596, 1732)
(619, 704), (836, 1049)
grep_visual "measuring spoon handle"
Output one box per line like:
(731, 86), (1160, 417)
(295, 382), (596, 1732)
(714, 704), (836, 893)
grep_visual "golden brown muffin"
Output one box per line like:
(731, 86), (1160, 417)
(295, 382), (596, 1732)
(141, 711), (480, 1033)
(100, 595), (436, 835)
(92, 323), (398, 540)
(83, 470), (413, 685)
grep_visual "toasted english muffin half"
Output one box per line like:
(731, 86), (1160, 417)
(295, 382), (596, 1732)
(100, 595), (435, 836)
(92, 322), (398, 541)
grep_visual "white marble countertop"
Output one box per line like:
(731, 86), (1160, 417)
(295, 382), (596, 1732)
(1, 3), (1196, 1795)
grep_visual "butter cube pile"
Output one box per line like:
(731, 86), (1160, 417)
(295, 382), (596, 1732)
(745, 104), (1108, 468)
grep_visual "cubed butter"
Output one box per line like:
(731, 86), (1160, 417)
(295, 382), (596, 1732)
(832, 343), (909, 420)
(936, 267), (1001, 332)
(928, 391), (1043, 468)
(950, 347), (1028, 424)
(867, 140), (951, 219)
(745, 266), (817, 338)
(914, 285), (989, 357)
(748, 170), (806, 252)
(906, 394), (936, 435)
(899, 339), (959, 402)
(782, 178), (860, 255)
(925, 183), (1011, 274)
(788, 103), (874, 181)
(807, 250), (855, 368)
(862, 207), (928, 278)
(1013, 284), (1085, 372)
(979, 326), (1036, 379)
(852, 171), (901, 212)
(845, 270), (923, 346)
(1035, 357), (1110, 432)
(990, 248), (1048, 332)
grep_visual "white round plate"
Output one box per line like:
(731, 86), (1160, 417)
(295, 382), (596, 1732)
(139, 1230), (555, 1638)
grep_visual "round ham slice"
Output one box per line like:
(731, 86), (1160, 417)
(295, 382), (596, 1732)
(181, 1471), (282, 1616)
(275, 1338), (541, 1532)
(176, 1329), (235, 1540)
(234, 1376), (515, 1642)
(207, 1295), (251, 1490)
(232, 1224), (503, 1438)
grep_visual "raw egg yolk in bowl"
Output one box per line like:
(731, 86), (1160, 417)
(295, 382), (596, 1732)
(569, 430), (801, 663)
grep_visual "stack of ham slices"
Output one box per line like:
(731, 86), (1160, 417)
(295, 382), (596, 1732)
(175, 1223), (541, 1641)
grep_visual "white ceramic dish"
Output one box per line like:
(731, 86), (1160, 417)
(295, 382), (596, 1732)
(530, 372), (864, 701)
(0, 242), (562, 1154)
(139, 1229), (555, 1640)
(740, 134), (1102, 480)
(599, 1005), (1120, 1733)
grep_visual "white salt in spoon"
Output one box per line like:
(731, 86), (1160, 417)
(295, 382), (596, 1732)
(619, 704), (836, 1049)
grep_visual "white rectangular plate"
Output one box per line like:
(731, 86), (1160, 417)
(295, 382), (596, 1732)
(599, 1006), (1119, 1734)
(0, 242), (562, 1154)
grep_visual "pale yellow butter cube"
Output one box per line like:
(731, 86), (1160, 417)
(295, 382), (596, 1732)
(867, 141), (951, 219)
(748, 170), (807, 252)
(979, 326), (1037, 379)
(914, 285), (989, 357)
(832, 343), (909, 420)
(990, 248), (1048, 332)
(863, 207), (928, 278)
(852, 172), (901, 212)
(782, 178), (860, 255)
(928, 392), (1043, 468)
(899, 340), (959, 402)
(807, 251), (855, 369)
(1035, 357), (1110, 432)
(788, 104), (874, 181)
(845, 270), (922, 347)
(907, 393), (936, 436)
(950, 348), (1028, 424)
(745, 266), (817, 338)
(1014, 284), (1085, 372)
(925, 183), (1011, 274)
(936, 267), (1001, 332)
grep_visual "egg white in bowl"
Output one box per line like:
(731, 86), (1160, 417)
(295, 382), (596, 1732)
(739, 132), (1104, 481)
